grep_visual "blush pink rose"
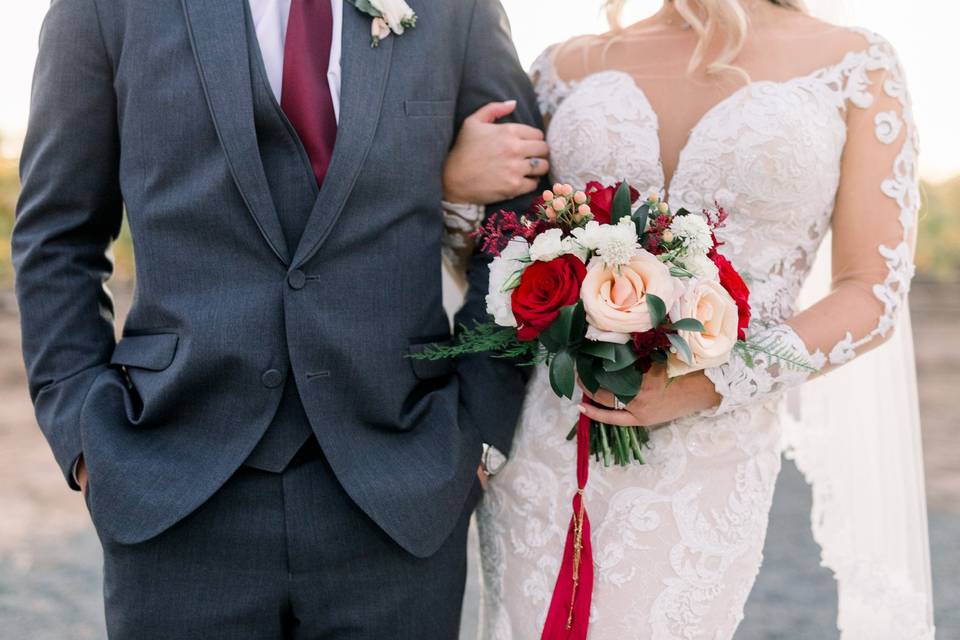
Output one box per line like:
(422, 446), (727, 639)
(581, 251), (677, 337)
(667, 279), (739, 377)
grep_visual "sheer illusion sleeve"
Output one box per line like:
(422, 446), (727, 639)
(706, 38), (919, 415)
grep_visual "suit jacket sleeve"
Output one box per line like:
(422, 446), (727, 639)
(12, 0), (123, 489)
(452, 0), (547, 456)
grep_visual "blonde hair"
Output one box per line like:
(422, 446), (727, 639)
(606, 0), (807, 77)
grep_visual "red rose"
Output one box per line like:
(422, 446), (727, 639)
(710, 252), (751, 340)
(512, 255), (587, 341)
(585, 181), (640, 225)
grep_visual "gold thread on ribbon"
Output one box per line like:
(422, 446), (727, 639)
(566, 488), (587, 630)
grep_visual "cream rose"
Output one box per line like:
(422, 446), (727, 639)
(667, 279), (739, 377)
(581, 250), (676, 335)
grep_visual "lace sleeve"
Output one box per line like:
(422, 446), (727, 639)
(529, 45), (570, 121)
(707, 35), (919, 415)
(441, 201), (485, 275)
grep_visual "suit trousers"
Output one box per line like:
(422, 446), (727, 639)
(89, 438), (480, 639)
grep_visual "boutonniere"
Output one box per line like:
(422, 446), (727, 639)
(347, 0), (418, 48)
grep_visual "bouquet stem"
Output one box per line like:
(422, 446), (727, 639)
(568, 421), (652, 467)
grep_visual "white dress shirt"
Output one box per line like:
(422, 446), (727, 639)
(247, 0), (343, 123)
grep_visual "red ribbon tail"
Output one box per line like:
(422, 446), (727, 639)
(541, 410), (595, 640)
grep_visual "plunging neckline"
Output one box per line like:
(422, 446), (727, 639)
(548, 45), (867, 200)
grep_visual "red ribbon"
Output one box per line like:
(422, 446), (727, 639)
(541, 406), (594, 640)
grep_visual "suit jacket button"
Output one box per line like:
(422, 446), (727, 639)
(287, 270), (306, 290)
(261, 369), (283, 389)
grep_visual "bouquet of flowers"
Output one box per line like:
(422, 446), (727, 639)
(420, 180), (754, 466)
(416, 180), (816, 639)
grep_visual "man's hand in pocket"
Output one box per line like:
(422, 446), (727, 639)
(76, 455), (89, 494)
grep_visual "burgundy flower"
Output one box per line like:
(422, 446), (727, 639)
(585, 181), (640, 225)
(631, 329), (671, 373)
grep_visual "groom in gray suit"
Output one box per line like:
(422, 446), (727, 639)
(13, 0), (541, 637)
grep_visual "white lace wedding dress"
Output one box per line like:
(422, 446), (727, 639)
(474, 29), (933, 640)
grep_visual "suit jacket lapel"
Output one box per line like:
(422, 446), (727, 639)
(291, 4), (395, 268)
(181, 0), (291, 265)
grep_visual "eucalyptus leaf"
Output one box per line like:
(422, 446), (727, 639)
(671, 318), (706, 332)
(646, 293), (667, 329)
(579, 340), (617, 362)
(667, 333), (694, 365)
(595, 365), (641, 399)
(602, 343), (640, 372)
(577, 354), (600, 394)
(549, 349), (576, 399)
(351, 0), (382, 17)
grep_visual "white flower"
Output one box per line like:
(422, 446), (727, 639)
(529, 228), (572, 262)
(572, 219), (640, 267)
(485, 238), (529, 327)
(680, 253), (720, 281)
(669, 214), (713, 257)
(570, 221), (604, 252)
(369, 0), (417, 35)
(595, 218), (640, 267)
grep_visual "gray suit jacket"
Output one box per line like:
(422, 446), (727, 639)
(13, 0), (542, 557)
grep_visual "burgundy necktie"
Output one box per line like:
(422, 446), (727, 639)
(281, 0), (338, 187)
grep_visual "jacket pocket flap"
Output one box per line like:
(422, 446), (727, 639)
(111, 334), (179, 371)
(407, 339), (457, 380)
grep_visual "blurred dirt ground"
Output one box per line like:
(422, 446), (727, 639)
(0, 280), (957, 639)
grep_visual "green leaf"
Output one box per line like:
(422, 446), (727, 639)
(540, 303), (579, 350)
(667, 333), (694, 365)
(671, 318), (705, 332)
(669, 266), (695, 279)
(351, 0), (382, 17)
(650, 350), (668, 363)
(569, 300), (586, 343)
(612, 180), (633, 224)
(646, 294), (667, 329)
(602, 343), (640, 372)
(577, 354), (601, 394)
(675, 207), (691, 216)
(578, 340), (617, 361)
(549, 349), (576, 399)
(500, 268), (524, 293)
(595, 366), (641, 400)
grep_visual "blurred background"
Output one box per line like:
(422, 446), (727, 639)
(1, 1), (957, 638)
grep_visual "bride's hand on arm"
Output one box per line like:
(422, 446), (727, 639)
(578, 365), (721, 427)
(443, 100), (550, 205)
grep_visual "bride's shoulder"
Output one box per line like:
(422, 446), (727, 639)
(531, 34), (601, 85)
(776, 15), (902, 67)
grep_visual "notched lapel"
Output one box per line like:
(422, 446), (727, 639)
(180, 0), (290, 264)
(292, 3), (396, 268)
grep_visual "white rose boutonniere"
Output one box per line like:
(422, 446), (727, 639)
(348, 0), (418, 47)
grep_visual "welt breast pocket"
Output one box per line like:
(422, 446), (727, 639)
(404, 99), (456, 118)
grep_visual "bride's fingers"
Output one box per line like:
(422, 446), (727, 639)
(577, 379), (619, 409)
(578, 403), (639, 427)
